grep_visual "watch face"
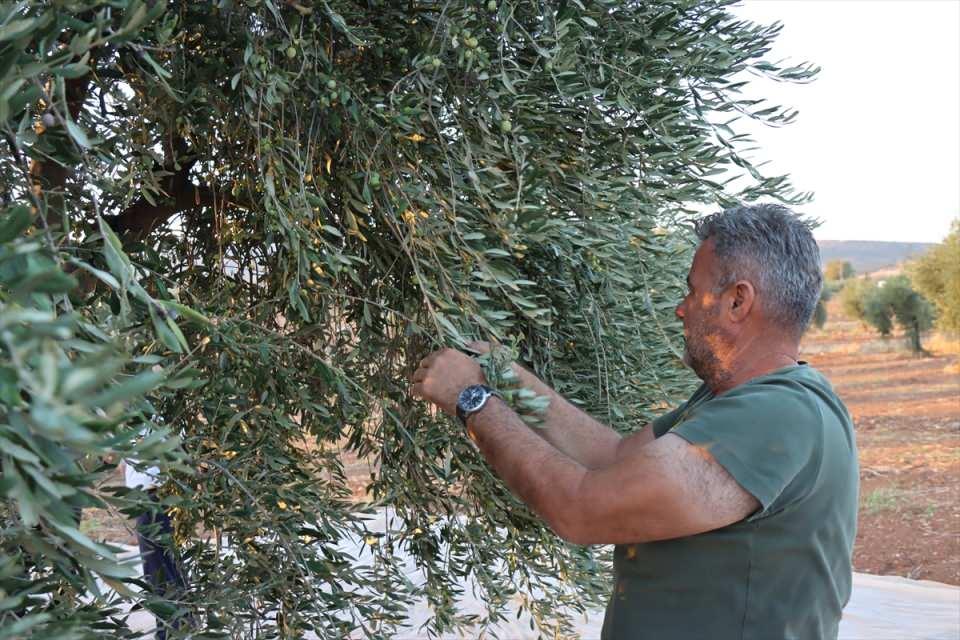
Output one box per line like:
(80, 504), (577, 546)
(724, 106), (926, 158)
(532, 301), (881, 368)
(458, 385), (488, 412)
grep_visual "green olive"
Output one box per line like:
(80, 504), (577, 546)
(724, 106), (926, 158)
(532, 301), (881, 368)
(286, 46), (297, 59)
(326, 79), (337, 90)
(500, 119), (512, 133)
(487, 0), (497, 10)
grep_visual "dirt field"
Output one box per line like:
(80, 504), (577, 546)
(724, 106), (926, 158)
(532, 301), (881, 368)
(802, 310), (960, 585)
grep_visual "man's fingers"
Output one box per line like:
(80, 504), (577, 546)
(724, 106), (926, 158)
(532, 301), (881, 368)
(419, 349), (443, 369)
(411, 382), (439, 416)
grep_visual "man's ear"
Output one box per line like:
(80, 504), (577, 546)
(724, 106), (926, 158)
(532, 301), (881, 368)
(728, 280), (756, 321)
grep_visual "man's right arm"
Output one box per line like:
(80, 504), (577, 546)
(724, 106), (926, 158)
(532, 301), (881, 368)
(507, 361), (655, 468)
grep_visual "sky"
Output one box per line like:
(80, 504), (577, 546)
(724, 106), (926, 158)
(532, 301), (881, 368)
(729, 0), (959, 243)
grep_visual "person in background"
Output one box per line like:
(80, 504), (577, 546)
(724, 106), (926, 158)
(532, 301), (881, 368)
(123, 458), (186, 640)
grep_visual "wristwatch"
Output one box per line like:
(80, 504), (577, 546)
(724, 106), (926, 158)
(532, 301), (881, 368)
(456, 384), (502, 426)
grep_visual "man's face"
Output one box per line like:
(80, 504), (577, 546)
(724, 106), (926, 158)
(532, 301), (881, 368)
(675, 239), (735, 383)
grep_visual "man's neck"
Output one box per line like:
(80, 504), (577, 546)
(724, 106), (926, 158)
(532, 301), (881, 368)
(707, 335), (800, 396)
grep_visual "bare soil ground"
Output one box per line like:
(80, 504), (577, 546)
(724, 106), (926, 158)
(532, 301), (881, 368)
(802, 311), (960, 585)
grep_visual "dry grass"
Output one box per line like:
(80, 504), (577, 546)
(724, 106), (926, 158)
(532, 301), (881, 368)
(927, 332), (960, 357)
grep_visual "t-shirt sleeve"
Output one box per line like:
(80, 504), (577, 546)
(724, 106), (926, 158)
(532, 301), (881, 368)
(668, 378), (823, 517)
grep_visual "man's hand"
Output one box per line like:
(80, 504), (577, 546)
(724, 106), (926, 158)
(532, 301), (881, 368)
(410, 348), (487, 416)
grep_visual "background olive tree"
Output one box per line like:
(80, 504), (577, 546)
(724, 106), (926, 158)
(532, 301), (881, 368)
(824, 259), (854, 282)
(811, 285), (831, 330)
(840, 276), (874, 327)
(841, 276), (934, 354)
(812, 264), (852, 331)
(1, 0), (816, 637)
(910, 221), (960, 336)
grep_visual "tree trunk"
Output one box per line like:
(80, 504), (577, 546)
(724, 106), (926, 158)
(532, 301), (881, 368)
(909, 321), (923, 354)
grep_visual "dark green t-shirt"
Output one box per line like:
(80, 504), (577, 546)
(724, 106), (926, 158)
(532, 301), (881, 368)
(601, 364), (858, 640)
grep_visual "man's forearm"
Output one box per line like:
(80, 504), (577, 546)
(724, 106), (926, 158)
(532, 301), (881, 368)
(510, 363), (622, 468)
(467, 397), (589, 543)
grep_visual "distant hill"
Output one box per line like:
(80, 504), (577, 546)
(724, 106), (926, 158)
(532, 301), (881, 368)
(817, 240), (936, 274)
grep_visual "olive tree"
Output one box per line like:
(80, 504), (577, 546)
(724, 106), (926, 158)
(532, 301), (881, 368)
(1, 0), (815, 637)
(824, 259), (854, 282)
(910, 221), (960, 336)
(811, 286), (831, 330)
(840, 277), (874, 326)
(862, 276), (934, 354)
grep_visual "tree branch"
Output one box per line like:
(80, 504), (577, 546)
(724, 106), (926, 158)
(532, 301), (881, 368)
(109, 168), (251, 241)
(30, 71), (95, 221)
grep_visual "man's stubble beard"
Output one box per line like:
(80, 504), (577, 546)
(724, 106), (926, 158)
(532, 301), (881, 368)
(682, 316), (733, 390)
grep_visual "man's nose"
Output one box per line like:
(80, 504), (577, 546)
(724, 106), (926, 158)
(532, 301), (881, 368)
(675, 302), (685, 320)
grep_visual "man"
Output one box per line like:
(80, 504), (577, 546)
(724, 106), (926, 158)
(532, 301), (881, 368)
(411, 204), (858, 639)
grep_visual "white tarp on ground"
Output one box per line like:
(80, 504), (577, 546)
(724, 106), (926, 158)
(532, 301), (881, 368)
(840, 573), (960, 640)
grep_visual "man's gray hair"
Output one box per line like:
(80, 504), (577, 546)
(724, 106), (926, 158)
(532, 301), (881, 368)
(694, 204), (823, 336)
